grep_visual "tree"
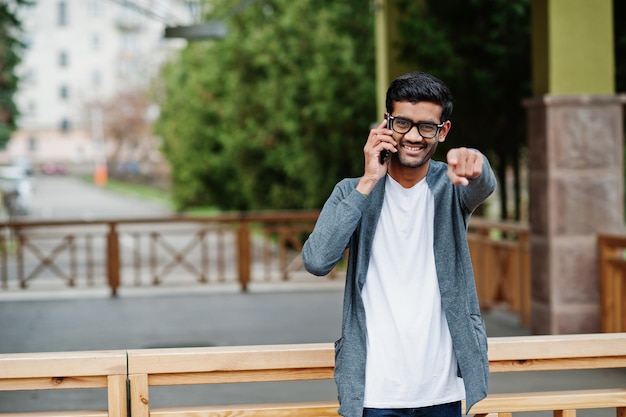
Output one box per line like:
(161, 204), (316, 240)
(0, 0), (31, 149)
(155, 0), (375, 211)
(396, 0), (531, 220)
(99, 90), (153, 176)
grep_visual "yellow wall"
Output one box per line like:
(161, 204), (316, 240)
(532, 0), (614, 95)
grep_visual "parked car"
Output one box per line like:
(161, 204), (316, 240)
(0, 165), (33, 215)
(40, 161), (68, 175)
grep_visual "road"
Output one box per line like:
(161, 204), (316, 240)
(21, 174), (172, 221)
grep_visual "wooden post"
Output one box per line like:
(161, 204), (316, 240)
(237, 218), (251, 292)
(16, 228), (25, 288)
(107, 222), (120, 297)
(129, 373), (150, 417)
(107, 374), (128, 417)
(519, 231), (531, 327)
(0, 231), (6, 290)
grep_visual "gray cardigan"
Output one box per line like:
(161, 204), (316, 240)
(302, 157), (496, 416)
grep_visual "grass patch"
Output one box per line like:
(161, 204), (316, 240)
(83, 175), (222, 215)
(183, 206), (222, 216)
(98, 178), (174, 207)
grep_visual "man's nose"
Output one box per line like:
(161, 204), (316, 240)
(404, 125), (424, 141)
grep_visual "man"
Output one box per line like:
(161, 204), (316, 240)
(302, 71), (496, 417)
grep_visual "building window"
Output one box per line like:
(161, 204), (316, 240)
(88, 0), (103, 17)
(58, 1), (68, 26)
(28, 137), (38, 152)
(92, 70), (102, 87)
(60, 118), (71, 132)
(26, 100), (36, 115)
(22, 33), (33, 49)
(58, 51), (68, 67)
(59, 85), (69, 100)
(121, 33), (139, 53)
(91, 34), (100, 50)
(22, 68), (36, 84)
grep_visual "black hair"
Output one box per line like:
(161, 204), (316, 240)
(385, 71), (453, 122)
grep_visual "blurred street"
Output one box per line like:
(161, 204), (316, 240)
(20, 174), (171, 221)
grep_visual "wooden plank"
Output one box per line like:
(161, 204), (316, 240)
(125, 335), (626, 379)
(148, 401), (340, 417)
(129, 373), (150, 417)
(621, 268), (626, 332)
(0, 375), (106, 391)
(127, 343), (334, 374)
(488, 356), (626, 373)
(0, 412), (108, 417)
(469, 389), (626, 414)
(0, 351), (127, 378)
(107, 374), (128, 417)
(487, 333), (626, 361)
(146, 367), (334, 386)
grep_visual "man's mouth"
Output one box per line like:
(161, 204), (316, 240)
(401, 143), (426, 152)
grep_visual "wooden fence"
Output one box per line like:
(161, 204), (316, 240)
(5, 214), (626, 334)
(468, 218), (530, 326)
(598, 233), (626, 332)
(1, 333), (626, 416)
(0, 350), (127, 417)
(0, 213), (530, 317)
(0, 211), (325, 295)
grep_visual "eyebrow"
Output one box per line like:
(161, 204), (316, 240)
(394, 116), (440, 125)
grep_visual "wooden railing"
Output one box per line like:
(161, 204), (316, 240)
(0, 350), (127, 417)
(599, 233), (626, 332)
(0, 211), (325, 295)
(0, 213), (530, 312)
(468, 218), (530, 326)
(1, 334), (626, 416)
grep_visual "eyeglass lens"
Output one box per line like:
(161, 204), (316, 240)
(391, 117), (440, 138)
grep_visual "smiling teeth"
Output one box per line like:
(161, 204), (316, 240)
(403, 145), (423, 151)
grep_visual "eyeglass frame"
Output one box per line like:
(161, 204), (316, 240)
(386, 113), (446, 138)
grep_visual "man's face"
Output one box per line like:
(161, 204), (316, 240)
(390, 101), (450, 169)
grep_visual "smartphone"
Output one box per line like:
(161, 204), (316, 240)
(379, 113), (390, 165)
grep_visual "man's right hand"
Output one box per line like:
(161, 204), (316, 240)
(357, 118), (396, 195)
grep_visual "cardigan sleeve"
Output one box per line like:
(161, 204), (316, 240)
(302, 178), (367, 276)
(459, 153), (497, 213)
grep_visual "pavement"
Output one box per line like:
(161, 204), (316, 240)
(1, 176), (624, 415)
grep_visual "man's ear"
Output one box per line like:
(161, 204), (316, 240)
(438, 120), (452, 142)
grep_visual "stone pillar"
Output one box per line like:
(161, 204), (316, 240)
(527, 0), (623, 334)
(526, 95), (624, 334)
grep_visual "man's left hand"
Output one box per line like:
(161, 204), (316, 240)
(446, 148), (483, 186)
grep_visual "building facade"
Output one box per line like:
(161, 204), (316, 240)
(4, 0), (191, 174)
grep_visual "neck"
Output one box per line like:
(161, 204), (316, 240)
(388, 160), (430, 188)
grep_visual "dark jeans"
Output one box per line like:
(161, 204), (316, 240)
(362, 401), (462, 417)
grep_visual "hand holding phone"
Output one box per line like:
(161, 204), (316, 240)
(379, 114), (391, 164)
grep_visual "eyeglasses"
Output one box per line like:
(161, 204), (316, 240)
(387, 114), (445, 138)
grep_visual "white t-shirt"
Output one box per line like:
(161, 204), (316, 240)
(361, 175), (465, 408)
